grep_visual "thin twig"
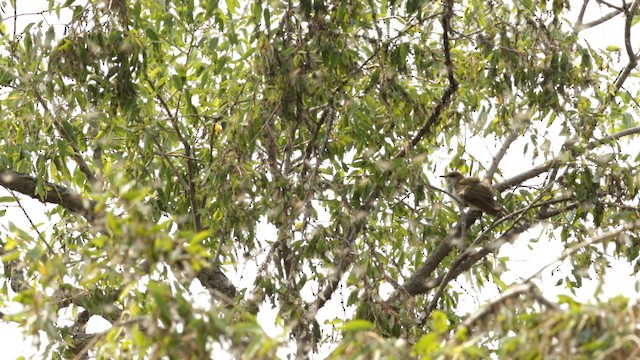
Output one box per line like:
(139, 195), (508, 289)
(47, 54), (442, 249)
(7, 189), (54, 254)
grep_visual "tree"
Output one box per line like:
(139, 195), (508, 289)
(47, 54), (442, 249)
(0, 0), (639, 358)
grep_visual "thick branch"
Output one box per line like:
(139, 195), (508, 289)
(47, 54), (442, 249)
(389, 211), (482, 299)
(69, 310), (93, 360)
(197, 260), (238, 305)
(53, 285), (123, 323)
(0, 171), (238, 302)
(494, 162), (553, 192)
(0, 171), (97, 222)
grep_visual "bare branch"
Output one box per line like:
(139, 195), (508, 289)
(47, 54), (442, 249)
(574, 6), (623, 32)
(485, 130), (519, 182)
(597, 0), (626, 12)
(575, 0), (590, 26)
(494, 162), (553, 192)
(613, 0), (640, 92)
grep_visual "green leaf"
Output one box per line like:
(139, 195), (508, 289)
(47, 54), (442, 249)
(225, 0), (239, 13)
(431, 310), (449, 334)
(339, 319), (375, 332)
(60, 120), (78, 146)
(413, 333), (440, 354)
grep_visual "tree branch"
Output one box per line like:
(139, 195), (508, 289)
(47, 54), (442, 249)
(420, 186), (558, 318)
(197, 259), (238, 306)
(395, 120), (640, 305)
(460, 219), (640, 336)
(403, 0), (457, 155)
(587, 125), (640, 149)
(494, 162), (553, 192)
(31, 88), (97, 186)
(485, 130), (519, 182)
(0, 171), (97, 222)
(0, 171), (238, 303)
(574, 8), (623, 32)
(389, 211), (482, 300)
(612, 0), (640, 93)
(460, 283), (557, 332)
(522, 219), (640, 284)
(148, 80), (203, 232)
(575, 0), (590, 26)
(309, 0), (459, 314)
(53, 284), (123, 323)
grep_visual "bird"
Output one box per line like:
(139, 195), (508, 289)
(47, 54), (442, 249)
(440, 171), (503, 216)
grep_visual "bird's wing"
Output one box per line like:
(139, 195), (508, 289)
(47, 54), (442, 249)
(459, 182), (501, 214)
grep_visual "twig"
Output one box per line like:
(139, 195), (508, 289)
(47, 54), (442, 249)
(7, 189), (54, 254)
(148, 81), (202, 232)
(32, 88), (97, 186)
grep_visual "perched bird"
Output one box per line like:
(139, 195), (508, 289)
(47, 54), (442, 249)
(441, 171), (503, 215)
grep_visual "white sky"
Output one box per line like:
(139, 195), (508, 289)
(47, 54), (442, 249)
(1, 0), (639, 359)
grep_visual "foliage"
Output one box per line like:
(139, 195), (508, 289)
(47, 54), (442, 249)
(0, 0), (639, 358)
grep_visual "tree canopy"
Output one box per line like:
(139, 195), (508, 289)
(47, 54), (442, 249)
(0, 0), (639, 358)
